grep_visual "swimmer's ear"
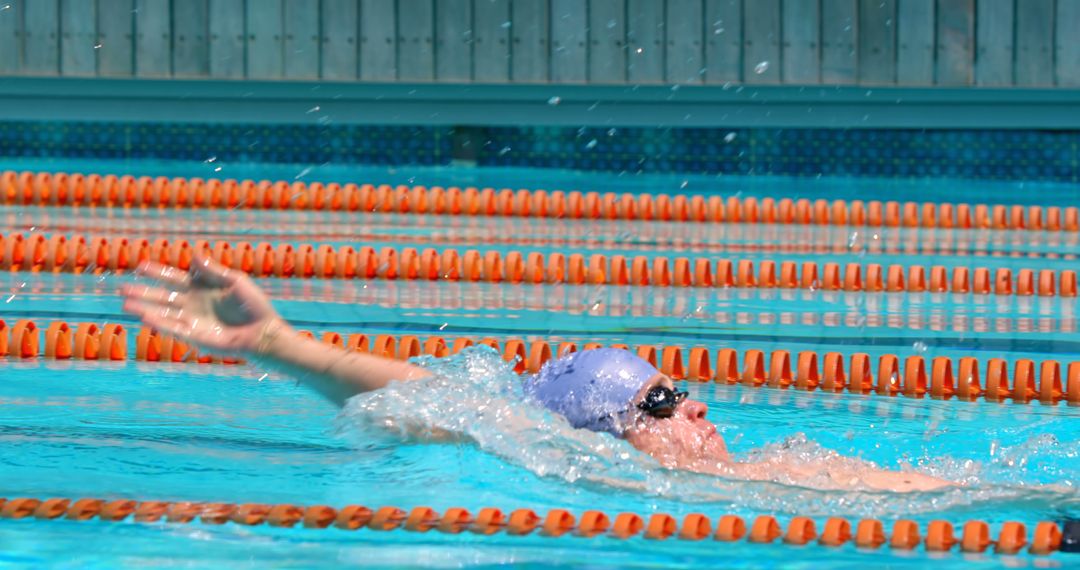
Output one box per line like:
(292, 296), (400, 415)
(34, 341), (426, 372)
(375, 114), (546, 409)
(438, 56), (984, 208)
(189, 253), (236, 288)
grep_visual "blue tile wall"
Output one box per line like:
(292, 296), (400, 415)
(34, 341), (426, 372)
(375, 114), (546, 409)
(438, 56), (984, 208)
(0, 122), (454, 167)
(478, 126), (1079, 182)
(0, 121), (1076, 183)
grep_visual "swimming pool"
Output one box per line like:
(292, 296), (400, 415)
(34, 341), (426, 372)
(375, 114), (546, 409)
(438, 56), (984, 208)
(1, 157), (1077, 568)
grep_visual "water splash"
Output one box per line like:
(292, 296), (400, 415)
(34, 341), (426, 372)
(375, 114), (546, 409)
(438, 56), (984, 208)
(336, 348), (1077, 518)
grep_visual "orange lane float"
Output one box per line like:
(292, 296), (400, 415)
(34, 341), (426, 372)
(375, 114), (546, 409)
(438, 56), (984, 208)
(0, 495), (1067, 556)
(0, 231), (1076, 298)
(4, 171), (1078, 234)
(6, 318), (1080, 405)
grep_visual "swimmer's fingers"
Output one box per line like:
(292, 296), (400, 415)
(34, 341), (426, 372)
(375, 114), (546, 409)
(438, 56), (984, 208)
(125, 302), (200, 340)
(189, 254), (238, 288)
(120, 284), (188, 309)
(122, 297), (184, 330)
(134, 306), (243, 352)
(135, 261), (192, 291)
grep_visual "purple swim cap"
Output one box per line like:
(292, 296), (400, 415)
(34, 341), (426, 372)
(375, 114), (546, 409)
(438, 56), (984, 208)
(522, 348), (660, 436)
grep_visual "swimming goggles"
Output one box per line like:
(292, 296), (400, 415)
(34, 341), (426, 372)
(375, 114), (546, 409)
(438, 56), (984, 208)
(636, 385), (688, 419)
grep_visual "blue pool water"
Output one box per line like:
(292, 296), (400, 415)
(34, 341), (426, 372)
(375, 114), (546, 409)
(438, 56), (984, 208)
(1, 158), (1078, 568)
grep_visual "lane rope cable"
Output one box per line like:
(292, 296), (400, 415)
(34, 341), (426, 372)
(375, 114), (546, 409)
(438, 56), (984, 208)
(3, 170), (1078, 233)
(0, 495), (1071, 555)
(4, 319), (1079, 405)
(1, 232), (1076, 297)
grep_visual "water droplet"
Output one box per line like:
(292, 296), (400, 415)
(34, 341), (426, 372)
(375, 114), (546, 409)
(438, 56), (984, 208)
(847, 231), (860, 249)
(754, 61), (769, 74)
(670, 84), (680, 92)
(93, 43), (103, 49)
(607, 19), (617, 29)
(498, 146), (511, 156)
(912, 341), (928, 353)
(606, 128), (617, 137)
(723, 132), (737, 143)
(501, 21), (511, 29)
(439, 323), (448, 331)
(680, 180), (689, 189)
(547, 96), (561, 105)
(585, 139), (598, 149)
(306, 105), (321, 113)
(635, 47), (644, 54)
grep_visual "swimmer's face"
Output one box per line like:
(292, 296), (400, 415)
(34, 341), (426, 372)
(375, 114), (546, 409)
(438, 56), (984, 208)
(622, 374), (729, 469)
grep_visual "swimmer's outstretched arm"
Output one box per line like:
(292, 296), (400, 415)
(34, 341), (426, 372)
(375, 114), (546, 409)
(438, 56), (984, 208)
(121, 256), (430, 406)
(727, 460), (955, 492)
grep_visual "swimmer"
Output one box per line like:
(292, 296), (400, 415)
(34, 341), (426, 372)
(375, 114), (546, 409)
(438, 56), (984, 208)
(121, 255), (954, 493)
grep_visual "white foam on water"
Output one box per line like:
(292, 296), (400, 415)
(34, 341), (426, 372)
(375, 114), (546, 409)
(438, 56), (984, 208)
(337, 347), (1077, 519)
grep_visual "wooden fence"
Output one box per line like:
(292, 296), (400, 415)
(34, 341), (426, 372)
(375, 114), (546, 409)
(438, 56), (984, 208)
(0, 0), (1076, 87)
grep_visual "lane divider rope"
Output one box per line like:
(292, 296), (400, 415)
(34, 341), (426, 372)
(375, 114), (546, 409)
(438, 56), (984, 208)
(0, 496), (1068, 555)
(4, 319), (1079, 405)
(1, 232), (1076, 297)
(4, 170), (1079, 234)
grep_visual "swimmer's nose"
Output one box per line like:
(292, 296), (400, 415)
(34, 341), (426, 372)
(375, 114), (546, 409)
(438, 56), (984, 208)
(680, 399), (708, 421)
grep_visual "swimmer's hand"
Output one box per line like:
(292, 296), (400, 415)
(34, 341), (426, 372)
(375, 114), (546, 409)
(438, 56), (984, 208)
(121, 255), (280, 356)
(121, 255), (430, 406)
